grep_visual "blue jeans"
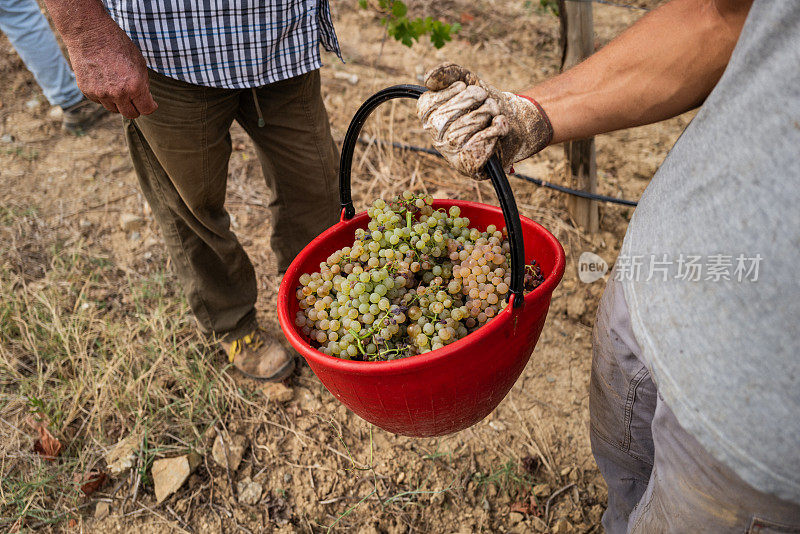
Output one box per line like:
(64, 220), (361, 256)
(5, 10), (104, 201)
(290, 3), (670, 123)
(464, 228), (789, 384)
(590, 278), (800, 532)
(0, 0), (83, 108)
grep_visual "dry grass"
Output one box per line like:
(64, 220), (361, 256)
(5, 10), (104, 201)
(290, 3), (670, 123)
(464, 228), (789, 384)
(0, 0), (683, 531)
(0, 204), (247, 528)
(0, 186), (575, 532)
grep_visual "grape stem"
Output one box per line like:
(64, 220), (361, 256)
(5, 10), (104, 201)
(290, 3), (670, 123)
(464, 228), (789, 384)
(348, 328), (367, 356)
(349, 306), (394, 357)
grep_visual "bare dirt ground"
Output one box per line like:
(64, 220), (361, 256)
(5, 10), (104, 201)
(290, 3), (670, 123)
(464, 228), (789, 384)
(1, 1), (690, 532)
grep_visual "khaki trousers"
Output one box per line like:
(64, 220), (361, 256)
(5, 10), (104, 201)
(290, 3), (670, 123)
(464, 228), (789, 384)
(590, 278), (800, 533)
(125, 69), (339, 339)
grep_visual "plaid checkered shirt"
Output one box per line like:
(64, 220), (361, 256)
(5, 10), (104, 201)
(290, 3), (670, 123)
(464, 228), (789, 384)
(104, 0), (342, 89)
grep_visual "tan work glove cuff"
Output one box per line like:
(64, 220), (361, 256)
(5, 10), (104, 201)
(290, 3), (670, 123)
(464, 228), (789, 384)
(514, 94), (554, 152)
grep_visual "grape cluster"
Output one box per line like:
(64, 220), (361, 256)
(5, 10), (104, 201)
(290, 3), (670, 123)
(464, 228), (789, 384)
(294, 191), (545, 361)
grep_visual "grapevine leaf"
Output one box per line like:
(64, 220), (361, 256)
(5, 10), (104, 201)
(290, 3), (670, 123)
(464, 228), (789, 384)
(391, 0), (407, 18)
(430, 21), (454, 49)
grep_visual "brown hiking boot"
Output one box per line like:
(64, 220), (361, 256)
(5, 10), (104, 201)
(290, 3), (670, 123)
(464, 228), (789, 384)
(220, 328), (295, 381)
(62, 98), (108, 134)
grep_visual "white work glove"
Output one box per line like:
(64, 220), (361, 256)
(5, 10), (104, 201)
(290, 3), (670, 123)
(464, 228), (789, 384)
(417, 63), (553, 179)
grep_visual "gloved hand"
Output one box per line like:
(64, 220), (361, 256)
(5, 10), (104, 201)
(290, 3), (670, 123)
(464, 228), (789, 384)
(417, 63), (553, 179)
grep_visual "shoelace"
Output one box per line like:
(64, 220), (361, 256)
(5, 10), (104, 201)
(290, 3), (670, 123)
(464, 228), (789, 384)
(227, 330), (264, 363)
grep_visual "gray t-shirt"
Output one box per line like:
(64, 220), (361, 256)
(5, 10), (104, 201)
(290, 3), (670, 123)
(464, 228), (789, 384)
(621, 1), (800, 504)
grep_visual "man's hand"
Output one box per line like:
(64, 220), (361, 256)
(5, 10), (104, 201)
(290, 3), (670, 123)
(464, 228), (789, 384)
(63, 20), (157, 119)
(417, 63), (552, 179)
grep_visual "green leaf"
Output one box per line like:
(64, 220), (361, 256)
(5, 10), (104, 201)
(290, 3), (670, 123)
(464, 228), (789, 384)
(369, 3), (459, 49)
(391, 0), (407, 17)
(429, 20), (453, 49)
(392, 19), (418, 47)
(410, 17), (427, 35)
(358, 0), (367, 9)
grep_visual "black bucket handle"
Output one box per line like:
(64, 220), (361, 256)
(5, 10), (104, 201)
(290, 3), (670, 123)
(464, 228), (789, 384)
(338, 84), (525, 308)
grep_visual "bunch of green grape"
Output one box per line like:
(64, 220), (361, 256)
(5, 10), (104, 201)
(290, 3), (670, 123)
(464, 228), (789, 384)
(294, 191), (545, 361)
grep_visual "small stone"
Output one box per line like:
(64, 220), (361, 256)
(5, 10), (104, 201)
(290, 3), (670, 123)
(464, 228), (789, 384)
(152, 453), (200, 503)
(211, 433), (247, 472)
(509, 511), (524, 524)
(79, 219), (92, 229)
(236, 477), (262, 505)
(260, 381), (293, 403)
(296, 387), (321, 411)
(94, 501), (110, 520)
(129, 231), (141, 242)
(25, 98), (40, 110)
(488, 420), (505, 431)
(1, 134), (14, 143)
(481, 498), (490, 511)
(533, 483), (550, 497)
(283, 473), (292, 484)
(546, 376), (556, 383)
(119, 213), (145, 232)
(552, 519), (571, 533)
(396, 471), (405, 484)
(105, 435), (139, 477)
(332, 71), (359, 85)
(531, 517), (548, 532)
(48, 106), (63, 121)
(187, 451), (202, 471)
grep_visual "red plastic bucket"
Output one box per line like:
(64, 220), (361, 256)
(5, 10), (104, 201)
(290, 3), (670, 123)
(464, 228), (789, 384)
(278, 85), (565, 436)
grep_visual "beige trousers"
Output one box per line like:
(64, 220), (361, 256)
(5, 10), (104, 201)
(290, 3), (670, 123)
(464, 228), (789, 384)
(590, 278), (800, 533)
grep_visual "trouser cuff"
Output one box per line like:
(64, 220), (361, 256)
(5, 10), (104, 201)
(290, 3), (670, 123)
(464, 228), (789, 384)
(203, 308), (259, 344)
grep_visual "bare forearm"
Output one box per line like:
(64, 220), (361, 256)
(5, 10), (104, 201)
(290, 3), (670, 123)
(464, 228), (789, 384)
(42, 0), (116, 48)
(524, 0), (752, 144)
(41, 0), (157, 118)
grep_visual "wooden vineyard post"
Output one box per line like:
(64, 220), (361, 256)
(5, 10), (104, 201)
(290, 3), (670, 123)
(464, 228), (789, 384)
(558, 0), (598, 232)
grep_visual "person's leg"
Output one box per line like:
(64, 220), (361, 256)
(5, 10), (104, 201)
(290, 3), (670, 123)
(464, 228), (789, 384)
(125, 70), (295, 380)
(593, 278), (800, 532)
(628, 397), (800, 533)
(235, 70), (340, 272)
(0, 0), (82, 108)
(590, 277), (658, 533)
(124, 70), (257, 340)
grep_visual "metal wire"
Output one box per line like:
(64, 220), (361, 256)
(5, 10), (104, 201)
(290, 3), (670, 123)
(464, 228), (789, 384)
(357, 138), (638, 207)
